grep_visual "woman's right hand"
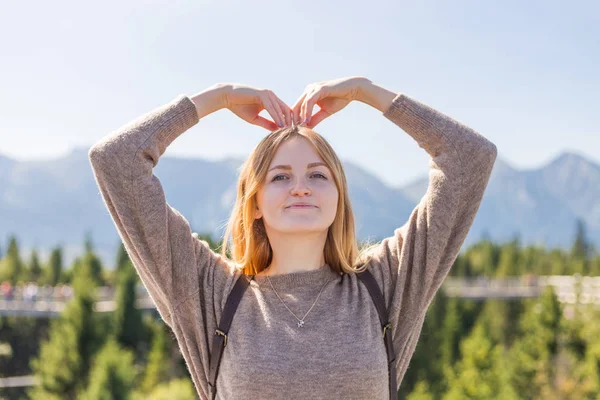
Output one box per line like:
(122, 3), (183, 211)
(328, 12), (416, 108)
(220, 83), (293, 131)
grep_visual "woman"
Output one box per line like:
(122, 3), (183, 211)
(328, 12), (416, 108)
(88, 76), (497, 399)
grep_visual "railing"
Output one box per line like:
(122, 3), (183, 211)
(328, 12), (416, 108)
(443, 274), (600, 303)
(2, 275), (600, 317)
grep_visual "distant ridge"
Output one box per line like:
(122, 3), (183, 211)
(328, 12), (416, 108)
(0, 148), (598, 268)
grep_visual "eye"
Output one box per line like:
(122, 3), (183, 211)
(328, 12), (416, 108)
(271, 172), (328, 182)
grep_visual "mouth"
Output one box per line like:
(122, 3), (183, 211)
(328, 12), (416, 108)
(286, 205), (317, 209)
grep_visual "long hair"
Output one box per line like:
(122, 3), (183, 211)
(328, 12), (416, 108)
(219, 125), (378, 276)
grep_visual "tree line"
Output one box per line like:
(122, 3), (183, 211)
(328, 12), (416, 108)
(0, 218), (599, 399)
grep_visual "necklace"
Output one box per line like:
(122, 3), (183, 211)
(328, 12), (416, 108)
(266, 273), (332, 328)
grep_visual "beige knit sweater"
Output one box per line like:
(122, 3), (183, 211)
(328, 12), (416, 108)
(88, 91), (497, 399)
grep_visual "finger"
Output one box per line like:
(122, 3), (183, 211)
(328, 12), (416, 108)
(276, 98), (293, 126)
(250, 114), (279, 131)
(302, 90), (321, 123)
(306, 109), (330, 129)
(291, 92), (307, 125)
(300, 89), (315, 123)
(265, 96), (284, 128)
(269, 94), (286, 127)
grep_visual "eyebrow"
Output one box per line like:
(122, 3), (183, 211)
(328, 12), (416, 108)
(268, 162), (328, 172)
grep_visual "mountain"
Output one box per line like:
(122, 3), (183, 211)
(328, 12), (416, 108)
(0, 147), (597, 269)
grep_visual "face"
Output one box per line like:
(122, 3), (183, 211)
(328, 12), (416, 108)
(254, 136), (339, 235)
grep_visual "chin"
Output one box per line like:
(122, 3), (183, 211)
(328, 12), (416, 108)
(276, 223), (329, 234)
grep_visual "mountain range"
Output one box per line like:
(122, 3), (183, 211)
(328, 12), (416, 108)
(1, 147), (597, 269)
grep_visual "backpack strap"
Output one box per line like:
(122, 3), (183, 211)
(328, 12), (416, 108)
(208, 273), (254, 400)
(356, 268), (397, 399)
(207, 269), (397, 400)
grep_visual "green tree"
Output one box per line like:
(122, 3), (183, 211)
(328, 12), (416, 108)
(440, 297), (463, 368)
(399, 290), (447, 398)
(72, 246), (104, 287)
(443, 323), (516, 400)
(478, 299), (525, 349)
(29, 249), (43, 283)
(28, 257), (102, 399)
(571, 218), (594, 262)
(0, 235), (24, 284)
(45, 247), (64, 286)
(114, 241), (131, 281)
(80, 338), (137, 400)
(113, 263), (144, 352)
(495, 237), (521, 277)
(463, 238), (499, 277)
(139, 319), (172, 394)
(507, 286), (563, 399)
(132, 378), (196, 400)
(406, 380), (434, 400)
(561, 306), (600, 398)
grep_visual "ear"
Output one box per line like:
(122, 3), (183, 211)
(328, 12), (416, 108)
(255, 206), (262, 219)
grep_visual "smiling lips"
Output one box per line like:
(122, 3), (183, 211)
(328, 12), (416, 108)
(286, 203), (317, 209)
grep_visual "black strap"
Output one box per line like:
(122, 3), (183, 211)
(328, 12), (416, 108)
(208, 273), (253, 400)
(207, 269), (397, 400)
(356, 268), (397, 399)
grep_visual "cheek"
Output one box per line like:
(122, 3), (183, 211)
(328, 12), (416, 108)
(328, 191), (340, 211)
(317, 184), (339, 212)
(260, 186), (287, 208)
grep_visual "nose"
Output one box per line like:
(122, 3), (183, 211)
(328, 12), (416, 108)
(290, 176), (311, 196)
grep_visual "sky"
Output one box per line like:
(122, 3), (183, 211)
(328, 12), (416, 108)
(0, 0), (598, 187)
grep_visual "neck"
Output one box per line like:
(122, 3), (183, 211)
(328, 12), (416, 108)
(259, 230), (327, 276)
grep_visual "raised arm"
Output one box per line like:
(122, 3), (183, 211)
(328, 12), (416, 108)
(357, 80), (497, 385)
(88, 86), (225, 327)
(88, 83), (293, 328)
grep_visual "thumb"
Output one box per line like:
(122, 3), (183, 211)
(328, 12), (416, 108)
(250, 115), (279, 131)
(306, 109), (330, 129)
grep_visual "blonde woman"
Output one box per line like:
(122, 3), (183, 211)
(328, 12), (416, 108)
(88, 76), (497, 399)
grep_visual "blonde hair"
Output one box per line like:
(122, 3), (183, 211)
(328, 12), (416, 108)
(219, 125), (379, 276)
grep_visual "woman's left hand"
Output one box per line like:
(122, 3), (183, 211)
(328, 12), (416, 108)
(292, 76), (369, 128)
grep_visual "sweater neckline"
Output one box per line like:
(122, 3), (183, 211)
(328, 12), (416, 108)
(252, 263), (340, 290)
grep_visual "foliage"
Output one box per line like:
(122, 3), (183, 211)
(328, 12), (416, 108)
(0, 219), (599, 397)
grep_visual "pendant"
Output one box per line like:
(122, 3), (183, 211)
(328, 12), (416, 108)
(297, 320), (305, 328)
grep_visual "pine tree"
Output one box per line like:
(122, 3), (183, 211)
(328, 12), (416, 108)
(139, 319), (172, 394)
(132, 378), (196, 400)
(406, 380), (434, 400)
(479, 298), (526, 349)
(443, 323), (516, 400)
(112, 262), (144, 352)
(571, 218), (593, 262)
(0, 235), (24, 284)
(561, 306), (600, 398)
(495, 237), (521, 277)
(440, 297), (462, 368)
(115, 241), (131, 279)
(507, 286), (563, 398)
(399, 290), (447, 398)
(29, 249), (43, 283)
(28, 254), (103, 399)
(80, 338), (137, 400)
(78, 235), (105, 287)
(45, 247), (64, 286)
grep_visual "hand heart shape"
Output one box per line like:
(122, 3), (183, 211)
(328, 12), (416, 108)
(223, 76), (368, 131)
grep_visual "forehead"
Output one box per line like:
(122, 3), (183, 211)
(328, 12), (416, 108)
(269, 137), (325, 167)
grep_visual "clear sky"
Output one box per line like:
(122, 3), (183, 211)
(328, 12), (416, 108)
(1, 0), (598, 187)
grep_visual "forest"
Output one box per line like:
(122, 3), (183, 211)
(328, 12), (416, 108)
(1, 219), (599, 399)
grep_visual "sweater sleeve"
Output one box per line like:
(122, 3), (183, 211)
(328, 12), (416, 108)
(88, 95), (238, 329)
(365, 92), (497, 385)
